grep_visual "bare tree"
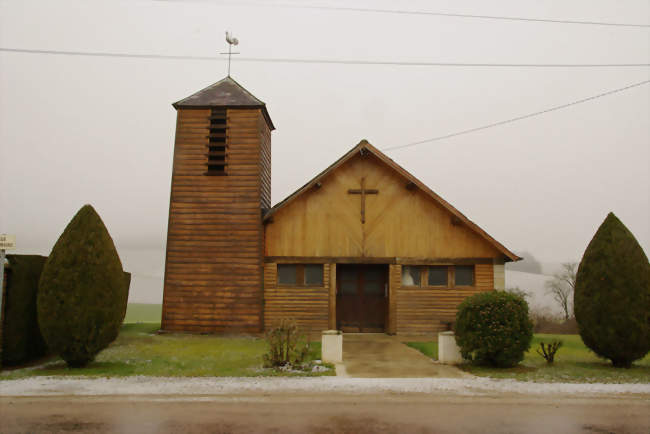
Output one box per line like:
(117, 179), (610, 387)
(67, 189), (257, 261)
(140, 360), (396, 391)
(545, 262), (577, 321)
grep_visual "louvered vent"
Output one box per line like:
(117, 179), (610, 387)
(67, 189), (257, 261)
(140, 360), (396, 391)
(206, 108), (227, 175)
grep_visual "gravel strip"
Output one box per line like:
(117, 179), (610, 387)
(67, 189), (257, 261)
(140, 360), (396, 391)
(1, 376), (649, 397)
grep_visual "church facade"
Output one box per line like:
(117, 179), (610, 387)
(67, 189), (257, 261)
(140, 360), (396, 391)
(161, 77), (520, 335)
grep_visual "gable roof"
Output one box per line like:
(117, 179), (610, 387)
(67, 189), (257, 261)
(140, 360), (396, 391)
(173, 76), (275, 130)
(264, 140), (521, 262)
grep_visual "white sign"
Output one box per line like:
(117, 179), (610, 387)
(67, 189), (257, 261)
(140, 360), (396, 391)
(0, 234), (15, 249)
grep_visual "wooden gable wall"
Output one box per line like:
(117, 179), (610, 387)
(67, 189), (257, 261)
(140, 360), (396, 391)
(265, 152), (503, 260)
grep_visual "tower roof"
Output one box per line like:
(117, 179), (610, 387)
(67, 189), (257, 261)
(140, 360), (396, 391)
(173, 76), (274, 130)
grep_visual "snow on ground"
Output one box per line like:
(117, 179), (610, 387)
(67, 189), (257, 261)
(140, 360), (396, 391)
(2, 376), (649, 397)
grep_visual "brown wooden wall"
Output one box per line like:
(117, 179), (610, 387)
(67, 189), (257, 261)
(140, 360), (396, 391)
(263, 263), (330, 334)
(162, 108), (269, 333)
(265, 152), (503, 260)
(259, 113), (272, 210)
(395, 263), (494, 334)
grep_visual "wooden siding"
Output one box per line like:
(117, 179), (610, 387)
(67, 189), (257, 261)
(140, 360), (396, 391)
(395, 263), (494, 334)
(265, 152), (503, 259)
(263, 263), (330, 334)
(161, 108), (267, 333)
(259, 112), (272, 209)
(388, 264), (399, 334)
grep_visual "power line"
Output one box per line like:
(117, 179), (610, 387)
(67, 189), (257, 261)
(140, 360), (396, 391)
(157, 1), (650, 28)
(1, 48), (648, 68)
(382, 80), (650, 151)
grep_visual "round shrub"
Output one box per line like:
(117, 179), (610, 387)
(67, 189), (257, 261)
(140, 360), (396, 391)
(455, 291), (533, 368)
(574, 212), (650, 368)
(37, 205), (127, 367)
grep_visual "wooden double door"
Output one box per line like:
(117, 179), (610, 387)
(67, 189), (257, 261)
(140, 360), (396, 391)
(336, 265), (388, 333)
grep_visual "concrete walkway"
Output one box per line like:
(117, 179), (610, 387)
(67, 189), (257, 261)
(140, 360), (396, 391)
(340, 334), (470, 378)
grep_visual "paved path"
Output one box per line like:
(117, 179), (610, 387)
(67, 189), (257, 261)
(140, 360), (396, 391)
(341, 333), (468, 378)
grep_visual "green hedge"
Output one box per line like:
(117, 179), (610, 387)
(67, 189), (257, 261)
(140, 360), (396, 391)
(575, 212), (650, 368)
(2, 255), (49, 365)
(38, 205), (129, 367)
(455, 291), (533, 368)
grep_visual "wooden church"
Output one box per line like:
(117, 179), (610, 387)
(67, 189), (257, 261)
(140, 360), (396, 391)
(161, 76), (520, 335)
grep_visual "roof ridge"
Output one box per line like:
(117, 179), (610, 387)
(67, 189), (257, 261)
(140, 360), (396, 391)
(225, 76), (266, 105)
(172, 75), (274, 130)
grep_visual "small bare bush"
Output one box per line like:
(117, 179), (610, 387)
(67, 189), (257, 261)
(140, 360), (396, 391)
(537, 340), (563, 364)
(262, 318), (309, 368)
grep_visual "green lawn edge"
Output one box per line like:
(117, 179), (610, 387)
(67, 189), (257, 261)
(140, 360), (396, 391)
(407, 334), (650, 384)
(1, 322), (335, 380)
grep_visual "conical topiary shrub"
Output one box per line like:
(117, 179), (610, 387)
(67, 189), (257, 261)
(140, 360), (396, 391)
(574, 212), (650, 368)
(37, 205), (127, 367)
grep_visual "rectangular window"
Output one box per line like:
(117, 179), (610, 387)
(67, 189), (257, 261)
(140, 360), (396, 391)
(277, 264), (297, 285)
(305, 264), (324, 286)
(401, 266), (421, 286)
(428, 266), (448, 286)
(206, 108), (227, 175)
(277, 264), (324, 286)
(455, 265), (475, 286)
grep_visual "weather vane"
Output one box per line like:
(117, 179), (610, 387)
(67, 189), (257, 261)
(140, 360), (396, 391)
(221, 31), (240, 76)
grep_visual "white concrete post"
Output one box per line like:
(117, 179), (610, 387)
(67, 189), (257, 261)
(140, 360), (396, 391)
(438, 331), (463, 364)
(321, 330), (342, 363)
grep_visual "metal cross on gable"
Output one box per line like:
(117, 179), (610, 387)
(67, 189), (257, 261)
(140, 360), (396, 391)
(348, 177), (379, 224)
(221, 31), (240, 76)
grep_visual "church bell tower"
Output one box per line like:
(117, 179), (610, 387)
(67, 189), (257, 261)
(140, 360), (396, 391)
(161, 76), (274, 333)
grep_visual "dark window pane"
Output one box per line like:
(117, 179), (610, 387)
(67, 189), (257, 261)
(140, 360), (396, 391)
(401, 266), (421, 286)
(455, 266), (474, 286)
(277, 264), (297, 285)
(428, 266), (448, 286)
(305, 264), (323, 285)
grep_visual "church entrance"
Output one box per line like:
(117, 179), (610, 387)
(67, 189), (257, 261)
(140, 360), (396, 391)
(336, 264), (388, 333)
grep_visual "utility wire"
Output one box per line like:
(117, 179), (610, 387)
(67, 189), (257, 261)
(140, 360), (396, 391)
(1, 48), (648, 68)
(383, 80), (650, 151)
(157, 1), (650, 28)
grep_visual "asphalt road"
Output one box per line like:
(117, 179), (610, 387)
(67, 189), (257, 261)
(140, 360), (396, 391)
(1, 393), (649, 434)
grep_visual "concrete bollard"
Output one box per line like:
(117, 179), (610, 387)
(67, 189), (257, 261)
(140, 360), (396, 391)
(321, 330), (342, 363)
(438, 331), (463, 364)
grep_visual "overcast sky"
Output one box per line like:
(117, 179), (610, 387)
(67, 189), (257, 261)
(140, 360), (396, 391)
(1, 0), (648, 300)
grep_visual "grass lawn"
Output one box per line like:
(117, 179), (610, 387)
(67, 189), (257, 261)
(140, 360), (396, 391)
(1, 323), (333, 380)
(124, 303), (163, 323)
(407, 334), (650, 383)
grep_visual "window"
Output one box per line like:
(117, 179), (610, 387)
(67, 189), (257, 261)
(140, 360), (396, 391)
(277, 264), (297, 285)
(400, 265), (476, 287)
(304, 264), (324, 285)
(206, 108), (227, 175)
(455, 265), (475, 286)
(277, 264), (324, 286)
(401, 266), (421, 286)
(428, 266), (448, 286)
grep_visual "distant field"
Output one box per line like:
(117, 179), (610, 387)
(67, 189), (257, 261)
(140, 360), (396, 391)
(124, 303), (162, 323)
